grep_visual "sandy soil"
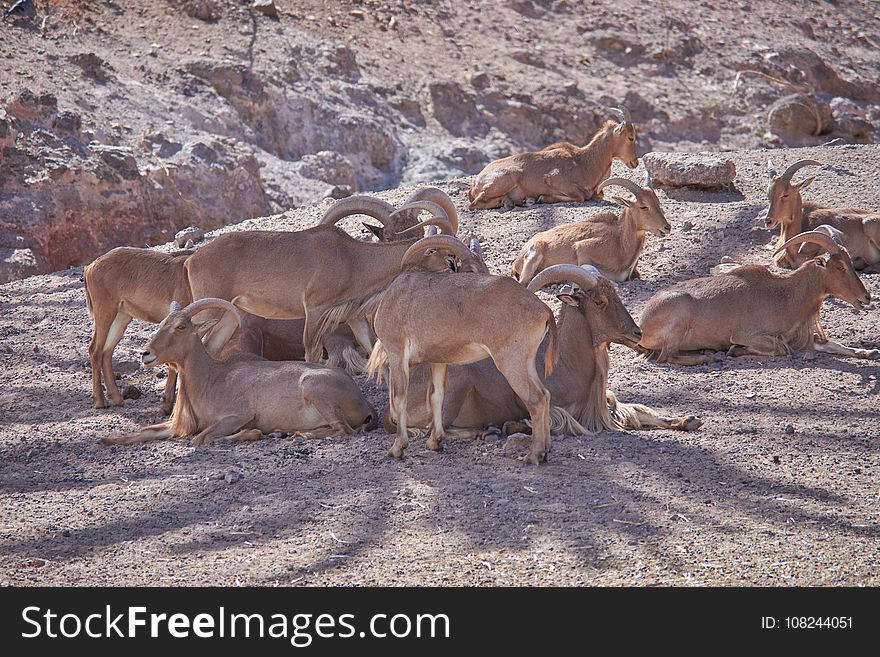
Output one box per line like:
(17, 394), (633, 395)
(1, 145), (878, 586)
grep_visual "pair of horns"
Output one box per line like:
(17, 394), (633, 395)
(320, 188), (459, 237)
(394, 199), (457, 237)
(773, 226), (842, 259)
(609, 106), (632, 125)
(527, 264), (601, 294)
(169, 298), (245, 329)
(766, 158), (821, 182)
(400, 235), (475, 270)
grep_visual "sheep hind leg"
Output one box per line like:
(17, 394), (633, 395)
(493, 349), (550, 465)
(191, 414), (253, 446)
(88, 304), (119, 409)
(425, 363), (448, 451)
(615, 400), (703, 431)
(99, 310), (133, 407)
(813, 340), (880, 360)
(657, 350), (722, 366)
(102, 422), (174, 446)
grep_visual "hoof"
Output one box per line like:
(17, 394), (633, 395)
(523, 451), (546, 465)
(426, 437), (443, 451)
(680, 415), (704, 431)
(388, 445), (405, 459)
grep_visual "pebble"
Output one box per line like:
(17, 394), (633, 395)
(783, 424), (795, 435)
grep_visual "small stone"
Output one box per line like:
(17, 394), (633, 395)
(783, 424), (795, 435)
(681, 221), (693, 232)
(60, 529), (71, 537)
(323, 184), (353, 200)
(502, 433), (532, 454)
(643, 152), (736, 188)
(251, 0), (278, 17)
(772, 455), (781, 465)
(122, 385), (142, 400)
(174, 226), (204, 248)
(267, 431), (285, 440)
(224, 470), (244, 484)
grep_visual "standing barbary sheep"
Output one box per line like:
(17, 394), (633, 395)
(103, 298), (377, 446)
(635, 230), (878, 365)
(511, 173), (670, 284)
(84, 246), (366, 415)
(368, 236), (559, 465)
(383, 264), (702, 439)
(84, 247), (194, 413)
(185, 192), (459, 364)
(467, 106), (638, 209)
(763, 158), (880, 272)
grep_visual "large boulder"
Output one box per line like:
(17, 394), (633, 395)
(643, 152), (736, 188)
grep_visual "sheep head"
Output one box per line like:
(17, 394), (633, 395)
(775, 228), (870, 311)
(597, 175), (670, 236)
(527, 264), (641, 347)
(764, 158), (820, 230)
(609, 106), (638, 169)
(143, 298), (244, 368)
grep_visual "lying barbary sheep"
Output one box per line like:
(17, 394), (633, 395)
(635, 229), (878, 364)
(103, 298), (377, 446)
(468, 106), (638, 209)
(511, 172), (669, 284)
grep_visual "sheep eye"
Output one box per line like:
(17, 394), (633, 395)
(640, 206), (649, 210)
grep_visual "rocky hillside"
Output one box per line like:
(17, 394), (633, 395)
(2, 0), (879, 282)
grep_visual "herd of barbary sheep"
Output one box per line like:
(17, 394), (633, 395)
(85, 107), (880, 465)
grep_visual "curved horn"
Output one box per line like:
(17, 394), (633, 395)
(766, 157), (778, 179)
(400, 235), (472, 270)
(180, 298), (246, 328)
(466, 233), (490, 274)
(393, 200), (455, 236)
(773, 229), (841, 258)
(609, 106), (631, 125)
(779, 159), (821, 183)
(318, 196), (396, 227)
(597, 176), (643, 197)
(404, 187), (459, 235)
(527, 264), (600, 294)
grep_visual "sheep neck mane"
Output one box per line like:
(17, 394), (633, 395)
(549, 305), (614, 432)
(167, 342), (219, 438)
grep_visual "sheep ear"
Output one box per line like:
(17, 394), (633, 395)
(169, 300), (182, 313)
(611, 195), (634, 208)
(557, 294), (579, 307)
(195, 318), (220, 337)
(363, 223), (385, 240)
(796, 176), (815, 190)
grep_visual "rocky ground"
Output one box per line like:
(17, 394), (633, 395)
(2, 0), (880, 281)
(1, 144), (878, 586)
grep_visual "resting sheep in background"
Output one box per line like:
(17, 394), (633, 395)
(468, 106), (638, 209)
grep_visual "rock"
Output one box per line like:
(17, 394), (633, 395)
(767, 94), (832, 137)
(122, 385), (142, 400)
(426, 81), (488, 138)
(502, 433), (532, 454)
(783, 423), (795, 434)
(174, 226), (205, 248)
(323, 185), (353, 200)
(251, 0), (278, 18)
(52, 111), (81, 135)
(67, 53), (112, 82)
(830, 98), (874, 141)
(181, 0), (219, 21)
(681, 221), (693, 232)
(224, 470), (244, 483)
(293, 150), (358, 188)
(643, 152), (736, 188)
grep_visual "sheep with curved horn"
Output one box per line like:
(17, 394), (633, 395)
(511, 175), (670, 284)
(635, 228), (878, 364)
(763, 158), (880, 273)
(468, 106), (639, 209)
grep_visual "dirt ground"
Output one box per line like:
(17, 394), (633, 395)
(1, 145), (878, 586)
